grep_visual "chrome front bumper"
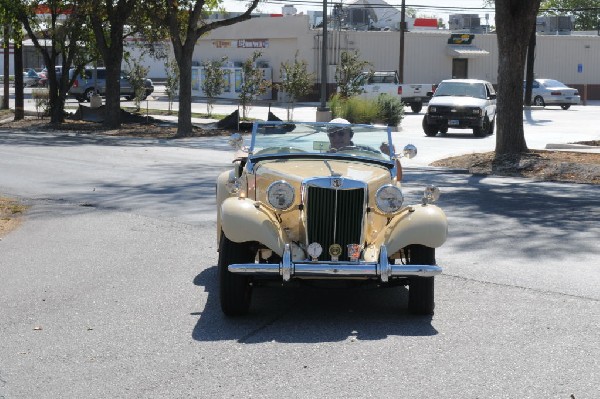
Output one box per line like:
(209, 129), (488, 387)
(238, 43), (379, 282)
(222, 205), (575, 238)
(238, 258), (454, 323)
(228, 244), (442, 282)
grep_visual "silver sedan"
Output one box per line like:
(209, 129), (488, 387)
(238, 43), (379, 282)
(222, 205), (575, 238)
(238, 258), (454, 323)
(526, 78), (580, 110)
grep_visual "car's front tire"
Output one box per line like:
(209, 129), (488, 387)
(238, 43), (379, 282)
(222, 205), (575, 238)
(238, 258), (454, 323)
(422, 116), (438, 137)
(84, 88), (96, 103)
(561, 105), (571, 110)
(473, 116), (489, 137)
(218, 234), (254, 316)
(407, 245), (436, 315)
(533, 96), (545, 107)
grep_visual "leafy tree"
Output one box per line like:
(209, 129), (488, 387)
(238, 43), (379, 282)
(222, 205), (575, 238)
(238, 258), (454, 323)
(7, 0), (94, 124)
(239, 51), (271, 119)
(1, 11), (12, 109)
(278, 51), (314, 121)
(125, 60), (149, 111)
(87, 0), (139, 128)
(163, 56), (179, 114)
(494, 0), (541, 155)
(334, 50), (372, 98)
(541, 0), (599, 30)
(200, 56), (227, 117)
(146, 0), (260, 137)
(0, 3), (25, 119)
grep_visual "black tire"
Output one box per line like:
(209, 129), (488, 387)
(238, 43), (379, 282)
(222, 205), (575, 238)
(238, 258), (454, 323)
(218, 234), (254, 316)
(125, 95), (134, 101)
(407, 245), (436, 315)
(473, 116), (489, 137)
(488, 117), (495, 135)
(561, 105), (570, 110)
(422, 116), (438, 137)
(439, 126), (448, 135)
(410, 103), (423, 113)
(533, 96), (545, 107)
(84, 88), (96, 103)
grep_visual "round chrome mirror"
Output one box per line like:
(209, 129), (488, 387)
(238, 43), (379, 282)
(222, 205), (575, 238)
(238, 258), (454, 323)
(228, 133), (244, 150)
(402, 144), (417, 159)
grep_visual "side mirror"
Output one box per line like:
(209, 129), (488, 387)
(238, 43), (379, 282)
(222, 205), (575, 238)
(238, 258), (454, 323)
(402, 144), (417, 159)
(426, 91), (434, 97)
(228, 133), (247, 152)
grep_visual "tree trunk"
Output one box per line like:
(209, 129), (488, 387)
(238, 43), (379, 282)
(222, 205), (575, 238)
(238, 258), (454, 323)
(494, 0), (540, 155)
(2, 24), (9, 110)
(13, 40), (24, 120)
(524, 25), (536, 106)
(174, 44), (194, 137)
(104, 48), (124, 129)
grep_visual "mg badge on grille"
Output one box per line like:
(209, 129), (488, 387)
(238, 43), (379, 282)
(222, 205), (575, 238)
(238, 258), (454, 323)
(329, 244), (342, 261)
(331, 178), (343, 188)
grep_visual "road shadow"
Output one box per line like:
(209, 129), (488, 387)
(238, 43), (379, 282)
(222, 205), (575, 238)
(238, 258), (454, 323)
(402, 168), (600, 259)
(191, 266), (437, 343)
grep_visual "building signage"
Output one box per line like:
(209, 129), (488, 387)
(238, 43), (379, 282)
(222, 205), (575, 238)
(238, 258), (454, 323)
(212, 39), (269, 48)
(237, 39), (269, 48)
(447, 34), (474, 45)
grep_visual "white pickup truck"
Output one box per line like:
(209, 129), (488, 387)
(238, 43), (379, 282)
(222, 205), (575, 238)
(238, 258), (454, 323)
(352, 71), (434, 113)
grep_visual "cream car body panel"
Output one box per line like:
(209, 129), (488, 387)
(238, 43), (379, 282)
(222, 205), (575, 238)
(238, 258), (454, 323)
(220, 197), (286, 255)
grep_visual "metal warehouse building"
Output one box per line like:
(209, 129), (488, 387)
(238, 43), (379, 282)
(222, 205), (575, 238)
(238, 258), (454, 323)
(191, 14), (600, 100)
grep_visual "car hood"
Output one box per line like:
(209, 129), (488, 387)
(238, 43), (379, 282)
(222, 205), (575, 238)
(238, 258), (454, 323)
(252, 158), (394, 202)
(428, 96), (489, 107)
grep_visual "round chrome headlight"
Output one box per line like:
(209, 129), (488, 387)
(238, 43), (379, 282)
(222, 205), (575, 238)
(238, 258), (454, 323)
(375, 184), (404, 214)
(267, 181), (295, 210)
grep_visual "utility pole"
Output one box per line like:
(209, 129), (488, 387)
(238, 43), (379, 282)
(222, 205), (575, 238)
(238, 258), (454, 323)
(317, 0), (332, 121)
(398, 0), (406, 83)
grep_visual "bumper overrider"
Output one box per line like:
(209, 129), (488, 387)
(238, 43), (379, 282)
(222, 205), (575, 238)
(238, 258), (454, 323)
(228, 244), (442, 282)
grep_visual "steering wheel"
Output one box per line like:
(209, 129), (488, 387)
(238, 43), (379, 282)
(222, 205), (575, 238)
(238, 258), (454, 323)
(254, 146), (307, 155)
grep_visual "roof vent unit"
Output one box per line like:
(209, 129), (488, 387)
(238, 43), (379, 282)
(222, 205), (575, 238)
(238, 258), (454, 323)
(536, 15), (573, 35)
(449, 14), (483, 33)
(282, 4), (297, 16)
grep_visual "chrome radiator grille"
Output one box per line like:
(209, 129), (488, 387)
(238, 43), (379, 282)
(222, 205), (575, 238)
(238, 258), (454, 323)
(305, 186), (365, 261)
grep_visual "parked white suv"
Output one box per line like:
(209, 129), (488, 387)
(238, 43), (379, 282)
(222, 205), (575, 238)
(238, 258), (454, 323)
(422, 79), (497, 137)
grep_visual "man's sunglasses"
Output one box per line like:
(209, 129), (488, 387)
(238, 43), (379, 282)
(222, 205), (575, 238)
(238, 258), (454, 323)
(327, 129), (348, 137)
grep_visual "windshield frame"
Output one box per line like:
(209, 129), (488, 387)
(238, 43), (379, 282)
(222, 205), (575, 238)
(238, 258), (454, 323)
(245, 121), (396, 171)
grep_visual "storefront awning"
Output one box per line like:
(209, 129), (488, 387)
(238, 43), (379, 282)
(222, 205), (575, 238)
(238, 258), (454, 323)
(446, 45), (490, 58)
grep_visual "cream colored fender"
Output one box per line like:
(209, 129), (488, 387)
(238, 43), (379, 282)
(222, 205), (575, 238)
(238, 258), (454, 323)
(367, 204), (448, 260)
(220, 197), (286, 256)
(216, 169), (237, 246)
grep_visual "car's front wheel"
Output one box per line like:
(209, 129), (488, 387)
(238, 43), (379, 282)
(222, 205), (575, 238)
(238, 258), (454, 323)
(407, 245), (436, 315)
(218, 234), (254, 316)
(422, 116), (438, 137)
(84, 88), (97, 103)
(473, 116), (489, 137)
(561, 105), (571, 110)
(533, 96), (545, 107)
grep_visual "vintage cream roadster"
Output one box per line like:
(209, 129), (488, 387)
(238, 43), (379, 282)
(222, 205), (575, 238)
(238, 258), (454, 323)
(216, 121), (448, 316)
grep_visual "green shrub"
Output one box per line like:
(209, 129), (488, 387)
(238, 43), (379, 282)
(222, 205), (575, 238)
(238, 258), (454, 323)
(328, 93), (404, 126)
(31, 88), (50, 118)
(376, 94), (404, 127)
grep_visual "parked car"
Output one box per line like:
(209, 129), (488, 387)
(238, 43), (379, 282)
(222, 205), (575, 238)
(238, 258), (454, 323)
(216, 120), (448, 316)
(68, 67), (154, 102)
(422, 79), (497, 137)
(526, 78), (580, 110)
(38, 66), (64, 87)
(23, 68), (41, 87)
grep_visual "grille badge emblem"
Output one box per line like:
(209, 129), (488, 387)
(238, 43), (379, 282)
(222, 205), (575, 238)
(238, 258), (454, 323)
(329, 244), (342, 261)
(331, 178), (343, 188)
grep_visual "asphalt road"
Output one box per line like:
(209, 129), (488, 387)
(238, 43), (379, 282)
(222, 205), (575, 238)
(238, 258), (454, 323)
(1, 101), (599, 398)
